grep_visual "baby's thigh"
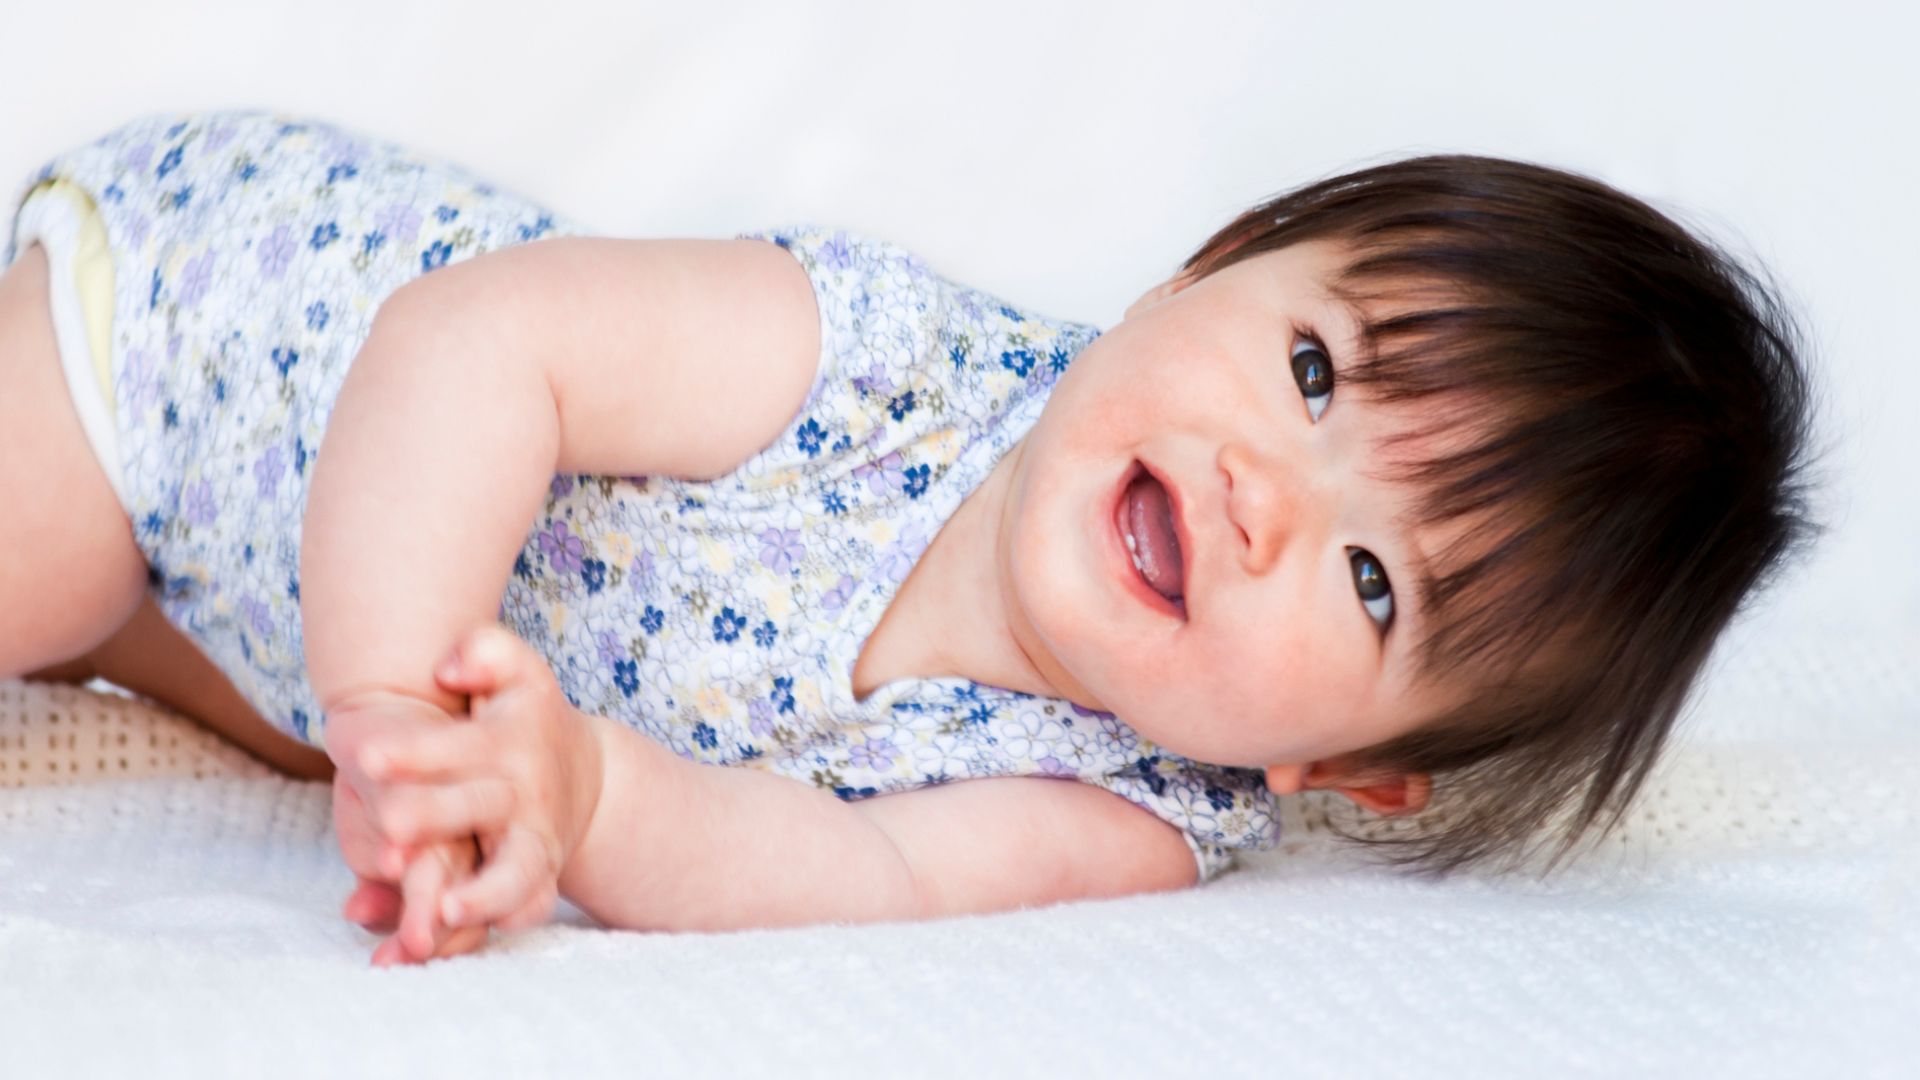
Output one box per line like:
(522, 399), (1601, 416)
(0, 242), (147, 677)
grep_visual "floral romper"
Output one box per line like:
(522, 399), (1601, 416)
(4, 110), (1279, 881)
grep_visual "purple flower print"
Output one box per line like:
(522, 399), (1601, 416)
(176, 249), (215, 309)
(203, 124), (237, 153)
(550, 475), (575, 499)
(853, 451), (907, 496)
(820, 573), (856, 612)
(256, 224), (295, 280)
(254, 445), (286, 499)
(376, 202), (424, 246)
(121, 346), (163, 416)
(747, 697), (774, 737)
(1037, 755), (1072, 777)
(850, 361), (895, 398)
(758, 527), (804, 576)
(241, 595), (273, 639)
(539, 520), (584, 574)
(596, 628), (624, 668)
(820, 232), (854, 272)
(120, 142), (154, 175)
(875, 522), (932, 584)
(628, 549), (656, 594)
(184, 479), (218, 527)
(124, 212), (150, 251)
(848, 737), (895, 771)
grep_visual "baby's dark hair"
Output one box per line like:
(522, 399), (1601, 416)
(1179, 154), (1820, 879)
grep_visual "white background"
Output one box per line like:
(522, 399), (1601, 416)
(1, 1), (1913, 724)
(1, 4), (1915, 1073)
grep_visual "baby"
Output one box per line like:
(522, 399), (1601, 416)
(1, 110), (1816, 966)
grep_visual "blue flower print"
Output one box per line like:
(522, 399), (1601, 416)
(771, 675), (796, 714)
(434, 204), (459, 223)
(421, 239), (452, 271)
(1000, 348), (1036, 377)
(712, 606), (746, 643)
(998, 304), (1023, 323)
(309, 221), (340, 250)
(888, 390), (917, 420)
(291, 709), (310, 742)
(326, 161), (359, 184)
(1205, 783), (1234, 813)
(1049, 346), (1071, 374)
(614, 658), (639, 697)
(361, 230), (386, 255)
(102, 182), (124, 204)
(753, 620), (777, 648)
(294, 436), (308, 476)
(170, 186), (193, 211)
(821, 489), (848, 516)
(237, 161), (259, 182)
(949, 343), (967, 369)
(758, 527), (804, 576)
(795, 418), (827, 457)
(1130, 755), (1169, 797)
(304, 300), (329, 332)
(903, 463), (931, 500)
(692, 723), (718, 750)
(165, 120), (188, 139)
(640, 605), (665, 634)
(156, 145), (183, 180)
(581, 557), (607, 594)
(148, 267), (162, 310)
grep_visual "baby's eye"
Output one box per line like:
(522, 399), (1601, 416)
(1347, 548), (1394, 630)
(1291, 337), (1333, 422)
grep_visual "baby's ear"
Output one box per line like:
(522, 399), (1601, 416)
(1267, 760), (1433, 817)
(1327, 770), (1431, 817)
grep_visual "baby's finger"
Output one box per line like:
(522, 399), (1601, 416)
(359, 723), (494, 784)
(343, 876), (403, 932)
(439, 826), (553, 930)
(435, 624), (540, 697)
(371, 777), (516, 847)
(397, 838), (469, 961)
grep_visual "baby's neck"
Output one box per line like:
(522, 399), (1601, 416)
(849, 439), (1054, 703)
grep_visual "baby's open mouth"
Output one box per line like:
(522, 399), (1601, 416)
(1118, 464), (1186, 604)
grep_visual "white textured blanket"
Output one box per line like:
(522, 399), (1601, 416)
(2, 629), (1914, 1077)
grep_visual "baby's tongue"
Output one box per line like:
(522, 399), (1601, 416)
(1125, 472), (1185, 600)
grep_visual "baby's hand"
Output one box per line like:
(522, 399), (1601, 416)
(357, 625), (606, 948)
(325, 692), (490, 965)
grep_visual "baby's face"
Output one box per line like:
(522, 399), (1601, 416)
(1000, 238), (1465, 771)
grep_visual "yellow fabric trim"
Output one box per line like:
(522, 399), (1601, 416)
(25, 178), (116, 420)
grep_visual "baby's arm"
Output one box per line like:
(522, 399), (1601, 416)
(301, 235), (822, 718)
(561, 717), (1199, 930)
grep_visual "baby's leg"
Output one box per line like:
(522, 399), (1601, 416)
(0, 242), (148, 678)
